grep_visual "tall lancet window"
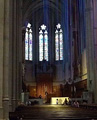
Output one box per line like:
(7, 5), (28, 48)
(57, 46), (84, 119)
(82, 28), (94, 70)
(39, 24), (48, 61)
(55, 23), (63, 61)
(25, 23), (33, 61)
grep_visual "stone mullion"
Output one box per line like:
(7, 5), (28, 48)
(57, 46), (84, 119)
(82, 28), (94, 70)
(32, 22), (36, 78)
(36, 17), (39, 64)
(51, 16), (55, 63)
(43, 31), (44, 60)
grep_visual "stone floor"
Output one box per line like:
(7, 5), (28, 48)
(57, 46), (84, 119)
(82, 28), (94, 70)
(14, 105), (97, 120)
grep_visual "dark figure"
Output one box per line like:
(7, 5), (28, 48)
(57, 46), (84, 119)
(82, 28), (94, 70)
(45, 91), (48, 96)
(65, 98), (68, 105)
(74, 100), (79, 107)
(68, 98), (72, 105)
(56, 99), (58, 104)
(39, 95), (42, 99)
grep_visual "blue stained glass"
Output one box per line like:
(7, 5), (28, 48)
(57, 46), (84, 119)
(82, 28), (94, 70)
(25, 23), (33, 61)
(60, 32), (63, 60)
(55, 33), (59, 60)
(39, 25), (48, 61)
(25, 30), (28, 60)
(55, 24), (63, 61)
(39, 34), (43, 61)
(44, 34), (48, 61)
(29, 31), (32, 61)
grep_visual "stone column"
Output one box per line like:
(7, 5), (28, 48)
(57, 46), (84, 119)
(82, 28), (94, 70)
(2, 0), (10, 119)
(72, 0), (79, 81)
(85, 0), (95, 102)
(16, 0), (19, 104)
(92, 0), (97, 103)
(0, 0), (5, 118)
(11, 0), (17, 111)
(51, 15), (55, 64)
(22, 27), (26, 91)
(32, 20), (36, 79)
(9, 0), (13, 112)
(16, 0), (23, 105)
(18, 0), (23, 100)
(36, 19), (39, 65)
(9, 0), (22, 111)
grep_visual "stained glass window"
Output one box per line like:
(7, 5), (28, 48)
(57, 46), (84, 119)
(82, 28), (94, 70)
(29, 29), (32, 61)
(44, 30), (48, 61)
(59, 29), (63, 60)
(55, 30), (59, 61)
(55, 23), (63, 61)
(39, 24), (48, 61)
(25, 28), (28, 60)
(39, 30), (43, 61)
(25, 23), (33, 61)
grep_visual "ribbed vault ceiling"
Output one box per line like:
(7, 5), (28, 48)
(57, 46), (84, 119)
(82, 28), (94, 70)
(22, 0), (64, 27)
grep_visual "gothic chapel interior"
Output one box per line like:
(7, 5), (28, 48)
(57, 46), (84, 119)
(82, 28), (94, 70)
(1, 0), (97, 119)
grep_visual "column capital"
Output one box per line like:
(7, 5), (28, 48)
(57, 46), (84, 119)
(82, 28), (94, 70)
(3, 97), (9, 101)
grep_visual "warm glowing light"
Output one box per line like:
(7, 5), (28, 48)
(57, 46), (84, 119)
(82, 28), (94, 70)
(33, 89), (36, 91)
(51, 97), (69, 105)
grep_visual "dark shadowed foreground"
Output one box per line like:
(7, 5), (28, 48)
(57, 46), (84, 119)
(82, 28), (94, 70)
(9, 105), (97, 120)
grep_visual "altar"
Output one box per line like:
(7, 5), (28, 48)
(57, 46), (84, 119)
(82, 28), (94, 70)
(51, 97), (69, 105)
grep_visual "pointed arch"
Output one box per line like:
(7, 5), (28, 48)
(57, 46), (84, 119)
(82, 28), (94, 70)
(55, 23), (63, 61)
(25, 23), (33, 61)
(39, 24), (48, 61)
